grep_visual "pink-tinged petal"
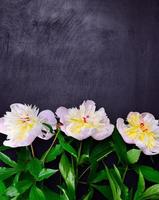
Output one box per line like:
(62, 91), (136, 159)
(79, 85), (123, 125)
(135, 140), (159, 155)
(127, 112), (140, 125)
(141, 113), (159, 130)
(65, 125), (93, 140)
(95, 108), (108, 121)
(10, 103), (24, 112)
(116, 118), (134, 144)
(0, 117), (7, 134)
(56, 107), (68, 123)
(3, 126), (41, 147)
(80, 100), (96, 116)
(141, 112), (156, 122)
(39, 110), (57, 128)
(92, 124), (114, 140)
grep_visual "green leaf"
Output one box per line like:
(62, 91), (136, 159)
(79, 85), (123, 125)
(37, 168), (58, 181)
(13, 173), (20, 186)
(0, 181), (6, 195)
(43, 144), (63, 163)
(91, 169), (107, 183)
(140, 166), (159, 183)
(89, 141), (113, 163)
(0, 146), (10, 151)
(0, 167), (17, 181)
(0, 152), (17, 167)
(58, 133), (77, 158)
(112, 129), (128, 163)
(6, 186), (19, 197)
(29, 186), (45, 200)
(16, 180), (33, 194)
(43, 187), (65, 200)
(58, 186), (70, 200)
(59, 154), (75, 199)
(134, 170), (145, 200)
(27, 158), (42, 179)
(82, 189), (94, 200)
(92, 184), (113, 199)
(88, 162), (98, 183)
(127, 149), (141, 164)
(113, 165), (129, 200)
(105, 166), (122, 200)
(78, 154), (89, 165)
(142, 184), (159, 199)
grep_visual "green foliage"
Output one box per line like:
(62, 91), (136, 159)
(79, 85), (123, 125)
(0, 128), (159, 200)
(29, 186), (46, 200)
(139, 165), (159, 183)
(59, 153), (76, 200)
(58, 133), (77, 158)
(127, 149), (141, 164)
(0, 152), (17, 167)
(43, 144), (63, 163)
(134, 170), (145, 200)
(112, 129), (128, 163)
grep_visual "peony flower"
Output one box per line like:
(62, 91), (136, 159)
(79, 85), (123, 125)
(117, 112), (159, 155)
(0, 104), (57, 147)
(56, 100), (114, 140)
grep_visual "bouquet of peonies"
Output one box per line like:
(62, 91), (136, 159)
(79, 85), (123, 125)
(0, 100), (159, 200)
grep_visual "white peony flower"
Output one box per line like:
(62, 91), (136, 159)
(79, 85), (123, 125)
(56, 100), (114, 140)
(0, 104), (57, 147)
(117, 112), (159, 155)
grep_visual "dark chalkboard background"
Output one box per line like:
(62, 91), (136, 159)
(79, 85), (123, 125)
(0, 0), (159, 198)
(1, 0), (159, 121)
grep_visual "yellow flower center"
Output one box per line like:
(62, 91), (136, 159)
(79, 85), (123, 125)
(126, 114), (156, 149)
(15, 114), (38, 141)
(69, 115), (95, 134)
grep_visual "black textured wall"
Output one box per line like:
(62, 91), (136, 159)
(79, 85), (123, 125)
(0, 0), (159, 122)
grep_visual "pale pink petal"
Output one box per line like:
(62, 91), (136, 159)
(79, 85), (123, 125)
(10, 103), (24, 112)
(3, 126), (41, 147)
(92, 124), (114, 140)
(38, 110), (57, 140)
(141, 112), (156, 123)
(56, 107), (68, 124)
(95, 108), (107, 118)
(80, 100), (96, 116)
(0, 117), (7, 134)
(116, 118), (134, 144)
(65, 125), (94, 140)
(39, 110), (57, 128)
(135, 140), (159, 155)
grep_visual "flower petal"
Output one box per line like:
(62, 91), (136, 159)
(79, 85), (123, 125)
(3, 126), (41, 147)
(56, 106), (68, 124)
(92, 124), (114, 140)
(0, 117), (7, 134)
(39, 110), (57, 128)
(65, 125), (94, 140)
(10, 103), (24, 111)
(79, 100), (96, 116)
(38, 110), (57, 140)
(135, 140), (159, 155)
(116, 118), (134, 144)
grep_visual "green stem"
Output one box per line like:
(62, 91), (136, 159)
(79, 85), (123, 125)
(77, 141), (82, 164)
(41, 129), (60, 164)
(122, 165), (128, 181)
(78, 150), (112, 180)
(79, 166), (91, 180)
(76, 141), (82, 186)
(30, 144), (35, 157)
